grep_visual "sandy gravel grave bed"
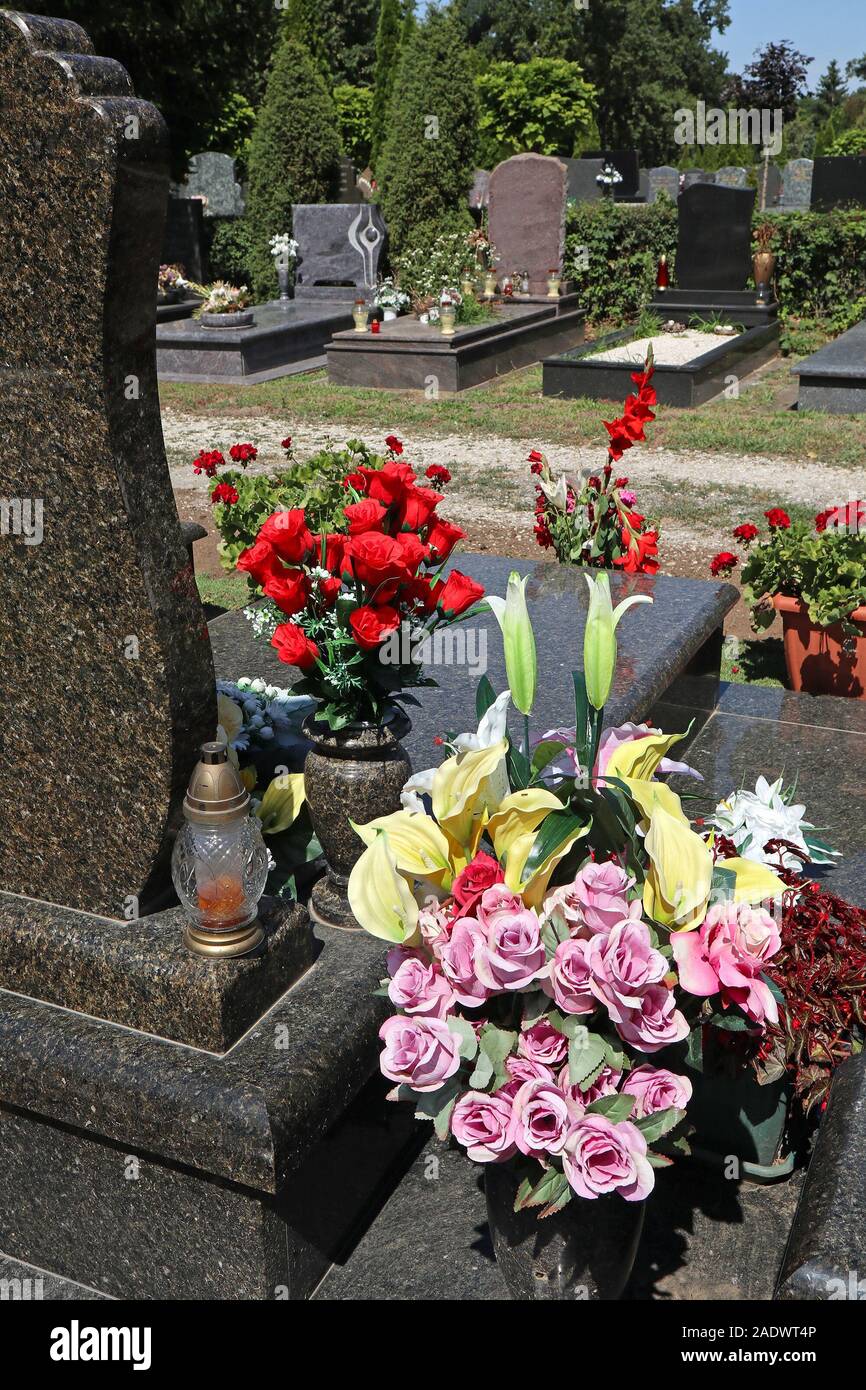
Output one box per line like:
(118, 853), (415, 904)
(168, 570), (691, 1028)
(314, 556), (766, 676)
(589, 330), (734, 367)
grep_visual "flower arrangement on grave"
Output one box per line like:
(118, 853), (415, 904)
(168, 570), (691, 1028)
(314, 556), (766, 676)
(374, 278), (410, 315)
(395, 228), (499, 318)
(596, 162), (623, 197)
(710, 501), (866, 632)
(269, 233), (298, 264)
(346, 568), (788, 1213)
(233, 435), (484, 730)
(531, 355), (661, 573)
(157, 263), (189, 298)
(191, 280), (252, 317)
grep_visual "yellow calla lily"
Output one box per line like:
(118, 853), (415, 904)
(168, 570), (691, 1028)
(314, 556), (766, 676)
(620, 775), (689, 827)
(256, 772), (307, 834)
(353, 810), (452, 889)
(604, 729), (688, 785)
(717, 856), (786, 906)
(487, 788), (561, 889)
(432, 738), (509, 868)
(217, 693), (243, 746)
(643, 803), (714, 931)
(348, 831), (420, 943)
(240, 765), (258, 793)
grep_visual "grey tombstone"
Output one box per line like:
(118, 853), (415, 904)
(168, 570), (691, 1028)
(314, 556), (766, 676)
(292, 203), (387, 299)
(163, 194), (208, 281)
(638, 168), (650, 201)
(469, 168), (490, 211)
(779, 158), (813, 210)
(648, 165), (680, 203)
(182, 151), (244, 218)
(487, 153), (568, 293)
(675, 183), (756, 292)
(560, 156), (604, 203)
(714, 165), (749, 188)
(759, 162), (783, 210)
(810, 155), (866, 210)
(337, 155), (363, 204)
(682, 168), (714, 188)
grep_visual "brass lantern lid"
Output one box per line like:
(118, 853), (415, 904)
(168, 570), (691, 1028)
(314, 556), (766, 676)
(183, 741), (250, 826)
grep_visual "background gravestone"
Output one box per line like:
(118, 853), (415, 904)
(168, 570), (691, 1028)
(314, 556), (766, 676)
(758, 162), (782, 209)
(810, 155), (866, 210)
(682, 168), (714, 188)
(583, 147), (640, 198)
(560, 157), (604, 203)
(181, 151), (244, 218)
(648, 166), (680, 203)
(779, 157), (813, 209)
(714, 165), (749, 188)
(469, 168), (490, 211)
(675, 183), (756, 291)
(163, 194), (208, 281)
(292, 203), (386, 297)
(0, 9), (216, 918)
(488, 153), (568, 291)
(337, 155), (363, 204)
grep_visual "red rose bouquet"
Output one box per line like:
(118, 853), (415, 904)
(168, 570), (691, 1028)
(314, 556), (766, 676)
(531, 354), (660, 574)
(237, 437), (485, 729)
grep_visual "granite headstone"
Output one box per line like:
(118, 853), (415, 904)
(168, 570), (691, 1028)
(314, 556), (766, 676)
(583, 148), (640, 198)
(810, 155), (866, 210)
(0, 9), (215, 918)
(647, 165), (680, 203)
(759, 162), (782, 210)
(682, 168), (714, 188)
(714, 165), (749, 188)
(675, 183), (756, 292)
(779, 157), (813, 209)
(488, 153), (568, 293)
(163, 194), (208, 282)
(469, 168), (490, 211)
(337, 155), (363, 204)
(560, 157), (604, 203)
(292, 203), (386, 296)
(182, 151), (244, 218)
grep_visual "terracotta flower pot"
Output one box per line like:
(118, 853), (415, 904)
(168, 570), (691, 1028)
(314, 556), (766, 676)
(302, 711), (411, 929)
(773, 594), (866, 699)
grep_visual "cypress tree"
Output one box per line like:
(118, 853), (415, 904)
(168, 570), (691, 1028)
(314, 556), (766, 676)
(246, 38), (342, 299)
(377, 10), (478, 255)
(370, 0), (404, 168)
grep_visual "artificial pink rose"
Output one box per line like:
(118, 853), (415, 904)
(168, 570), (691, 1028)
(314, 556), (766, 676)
(615, 983), (690, 1054)
(473, 907), (547, 992)
(621, 1065), (692, 1119)
(505, 1055), (556, 1088)
(451, 851), (504, 915)
(588, 919), (668, 1020)
(511, 1080), (577, 1157)
(671, 902), (781, 1026)
(378, 1014), (461, 1092)
(563, 1115), (654, 1201)
(417, 898), (455, 954)
(387, 952), (455, 1019)
(517, 1018), (569, 1067)
(438, 917), (490, 1008)
(558, 1062), (622, 1107)
(450, 1091), (516, 1162)
(476, 883), (526, 931)
(546, 936), (596, 1015)
(566, 860), (636, 935)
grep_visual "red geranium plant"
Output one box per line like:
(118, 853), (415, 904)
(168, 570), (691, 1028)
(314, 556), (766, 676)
(531, 353), (661, 573)
(237, 437), (485, 729)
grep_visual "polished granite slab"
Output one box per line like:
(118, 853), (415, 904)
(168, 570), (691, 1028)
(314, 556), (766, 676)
(793, 319), (866, 415)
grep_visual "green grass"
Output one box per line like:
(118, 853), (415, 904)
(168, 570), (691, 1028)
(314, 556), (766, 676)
(197, 574), (249, 611)
(722, 637), (786, 688)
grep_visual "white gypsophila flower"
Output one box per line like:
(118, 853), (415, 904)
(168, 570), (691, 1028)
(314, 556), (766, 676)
(708, 775), (840, 869)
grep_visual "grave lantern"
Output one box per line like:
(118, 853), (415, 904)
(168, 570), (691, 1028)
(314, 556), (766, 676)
(171, 741), (269, 958)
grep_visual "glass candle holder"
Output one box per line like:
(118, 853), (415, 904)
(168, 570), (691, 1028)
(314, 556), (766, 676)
(483, 271), (497, 297)
(439, 302), (457, 335)
(546, 271), (561, 298)
(352, 300), (369, 332)
(460, 276), (476, 298)
(171, 742), (268, 958)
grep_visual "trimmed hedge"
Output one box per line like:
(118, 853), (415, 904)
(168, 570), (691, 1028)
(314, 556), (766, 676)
(565, 199), (866, 347)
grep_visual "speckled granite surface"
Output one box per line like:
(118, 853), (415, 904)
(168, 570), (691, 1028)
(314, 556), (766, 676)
(0, 893), (317, 1051)
(0, 12), (215, 919)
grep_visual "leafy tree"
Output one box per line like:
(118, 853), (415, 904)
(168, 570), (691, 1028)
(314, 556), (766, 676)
(371, 0), (405, 167)
(825, 127), (866, 157)
(476, 58), (596, 166)
(726, 41), (813, 123)
(847, 53), (866, 85)
(334, 84), (375, 168)
(246, 39), (342, 298)
(377, 10), (478, 255)
(814, 60), (848, 123)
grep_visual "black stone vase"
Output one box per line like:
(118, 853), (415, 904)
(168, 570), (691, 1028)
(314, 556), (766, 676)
(485, 1161), (645, 1300)
(303, 710), (412, 930)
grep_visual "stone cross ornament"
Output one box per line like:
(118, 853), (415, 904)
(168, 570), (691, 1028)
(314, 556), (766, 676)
(0, 11), (216, 919)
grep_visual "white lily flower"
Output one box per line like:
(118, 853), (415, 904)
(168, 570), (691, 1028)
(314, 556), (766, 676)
(400, 690), (513, 810)
(708, 775), (840, 869)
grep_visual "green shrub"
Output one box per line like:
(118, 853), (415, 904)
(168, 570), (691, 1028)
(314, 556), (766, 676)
(565, 198), (677, 326)
(334, 84), (373, 168)
(207, 217), (255, 287)
(825, 127), (866, 157)
(370, 0), (403, 167)
(246, 38), (341, 299)
(377, 11), (478, 257)
(393, 226), (478, 306)
(476, 58), (596, 168)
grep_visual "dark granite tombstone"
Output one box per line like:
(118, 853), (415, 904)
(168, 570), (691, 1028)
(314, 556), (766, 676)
(292, 203), (386, 301)
(0, 8), (215, 918)
(759, 162), (782, 210)
(792, 317), (866, 414)
(810, 155), (866, 210)
(647, 165), (680, 203)
(488, 153), (568, 293)
(337, 155), (363, 204)
(779, 157), (813, 210)
(583, 147), (640, 199)
(163, 194), (208, 282)
(674, 182), (755, 292)
(560, 157), (604, 203)
(181, 151), (244, 218)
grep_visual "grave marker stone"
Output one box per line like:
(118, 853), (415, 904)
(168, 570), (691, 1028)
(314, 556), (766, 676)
(675, 183), (755, 292)
(714, 165), (749, 188)
(469, 168), (490, 211)
(292, 203), (386, 298)
(181, 151), (244, 218)
(163, 194), (207, 281)
(759, 162), (782, 209)
(779, 157), (813, 209)
(0, 8), (216, 918)
(810, 155), (866, 210)
(560, 157), (604, 203)
(488, 153), (568, 292)
(647, 165), (680, 203)
(583, 148), (640, 198)
(682, 168), (714, 188)
(337, 155), (363, 204)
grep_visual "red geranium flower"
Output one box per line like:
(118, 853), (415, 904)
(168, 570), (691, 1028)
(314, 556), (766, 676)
(426, 464), (451, 485)
(261, 566), (310, 616)
(229, 442), (258, 464)
(258, 509), (314, 564)
(343, 469), (367, 492)
(211, 482), (239, 505)
(271, 622), (319, 670)
(349, 603), (401, 651)
(710, 551), (739, 576)
(384, 434), (404, 455)
(435, 570), (485, 617)
(343, 498), (386, 535)
(192, 449), (225, 477)
(764, 507), (791, 530)
(733, 522), (759, 544)
(281, 436), (293, 451)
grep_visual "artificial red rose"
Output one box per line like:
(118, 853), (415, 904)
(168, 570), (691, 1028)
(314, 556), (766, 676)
(237, 539), (281, 586)
(710, 551), (739, 577)
(435, 570), (485, 617)
(262, 566), (310, 616)
(426, 516), (465, 562)
(815, 509), (832, 533)
(271, 622), (319, 670)
(313, 532), (346, 572)
(365, 460), (417, 507)
(764, 508), (791, 530)
(229, 442), (257, 464)
(318, 575), (343, 607)
(402, 576), (439, 614)
(211, 482), (239, 505)
(344, 498), (386, 535)
(349, 603), (402, 650)
(259, 508), (314, 563)
(347, 531), (411, 600)
(451, 852), (505, 915)
(733, 522), (759, 544)
(384, 434), (404, 455)
(394, 531), (429, 574)
(426, 464), (451, 485)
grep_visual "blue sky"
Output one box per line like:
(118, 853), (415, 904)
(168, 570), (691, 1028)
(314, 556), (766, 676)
(714, 0), (866, 87)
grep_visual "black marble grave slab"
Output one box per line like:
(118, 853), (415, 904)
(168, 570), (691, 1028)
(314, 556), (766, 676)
(647, 287), (779, 329)
(157, 301), (354, 384)
(792, 318), (866, 414)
